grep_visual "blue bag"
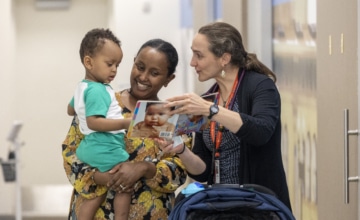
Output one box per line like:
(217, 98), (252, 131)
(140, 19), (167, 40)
(169, 184), (295, 220)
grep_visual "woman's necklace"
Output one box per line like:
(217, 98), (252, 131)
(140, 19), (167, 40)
(220, 93), (228, 107)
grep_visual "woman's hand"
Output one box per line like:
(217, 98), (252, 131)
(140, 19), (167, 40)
(107, 162), (142, 193)
(107, 160), (156, 193)
(154, 138), (185, 155)
(165, 93), (212, 117)
(156, 137), (205, 175)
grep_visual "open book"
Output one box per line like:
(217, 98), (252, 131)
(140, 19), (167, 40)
(127, 92), (218, 139)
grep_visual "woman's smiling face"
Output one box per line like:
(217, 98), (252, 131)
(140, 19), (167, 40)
(130, 47), (175, 100)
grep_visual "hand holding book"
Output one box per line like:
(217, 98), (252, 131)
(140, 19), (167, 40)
(127, 92), (218, 138)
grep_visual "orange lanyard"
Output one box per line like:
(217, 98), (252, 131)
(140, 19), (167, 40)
(210, 73), (240, 159)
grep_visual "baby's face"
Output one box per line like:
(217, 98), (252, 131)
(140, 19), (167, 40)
(145, 104), (171, 126)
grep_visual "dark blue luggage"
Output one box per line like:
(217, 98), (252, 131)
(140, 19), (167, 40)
(169, 184), (295, 220)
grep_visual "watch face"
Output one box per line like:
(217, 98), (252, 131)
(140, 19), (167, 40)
(211, 105), (219, 113)
(208, 104), (219, 119)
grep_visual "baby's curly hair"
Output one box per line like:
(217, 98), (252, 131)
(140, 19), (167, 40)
(79, 28), (121, 64)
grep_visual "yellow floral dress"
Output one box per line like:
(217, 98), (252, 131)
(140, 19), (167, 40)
(62, 91), (190, 220)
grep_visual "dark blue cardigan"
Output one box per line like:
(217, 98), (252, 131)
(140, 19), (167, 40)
(189, 70), (292, 210)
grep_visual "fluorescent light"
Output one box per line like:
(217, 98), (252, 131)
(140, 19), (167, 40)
(35, 0), (70, 10)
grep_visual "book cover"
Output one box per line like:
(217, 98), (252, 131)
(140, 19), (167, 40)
(127, 93), (218, 139)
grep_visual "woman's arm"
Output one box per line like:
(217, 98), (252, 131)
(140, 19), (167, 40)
(145, 151), (188, 193)
(107, 136), (190, 194)
(165, 79), (280, 146)
(165, 93), (243, 133)
(156, 137), (206, 176)
(107, 156), (186, 193)
(62, 116), (107, 199)
(235, 78), (281, 145)
(106, 160), (156, 192)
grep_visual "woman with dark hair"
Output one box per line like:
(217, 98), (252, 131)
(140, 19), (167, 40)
(160, 22), (292, 210)
(62, 38), (189, 219)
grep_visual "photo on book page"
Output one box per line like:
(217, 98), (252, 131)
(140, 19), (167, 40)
(127, 101), (179, 139)
(174, 92), (218, 135)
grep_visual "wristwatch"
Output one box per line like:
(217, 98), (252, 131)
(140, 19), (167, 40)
(208, 104), (219, 119)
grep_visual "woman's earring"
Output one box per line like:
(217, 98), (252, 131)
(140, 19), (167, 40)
(221, 70), (226, 78)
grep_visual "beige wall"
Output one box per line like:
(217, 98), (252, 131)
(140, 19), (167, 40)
(0, 0), (17, 215)
(13, 0), (109, 183)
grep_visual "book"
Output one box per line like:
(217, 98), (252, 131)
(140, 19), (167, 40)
(126, 92), (218, 139)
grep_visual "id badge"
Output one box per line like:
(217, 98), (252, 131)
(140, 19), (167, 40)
(214, 159), (220, 183)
